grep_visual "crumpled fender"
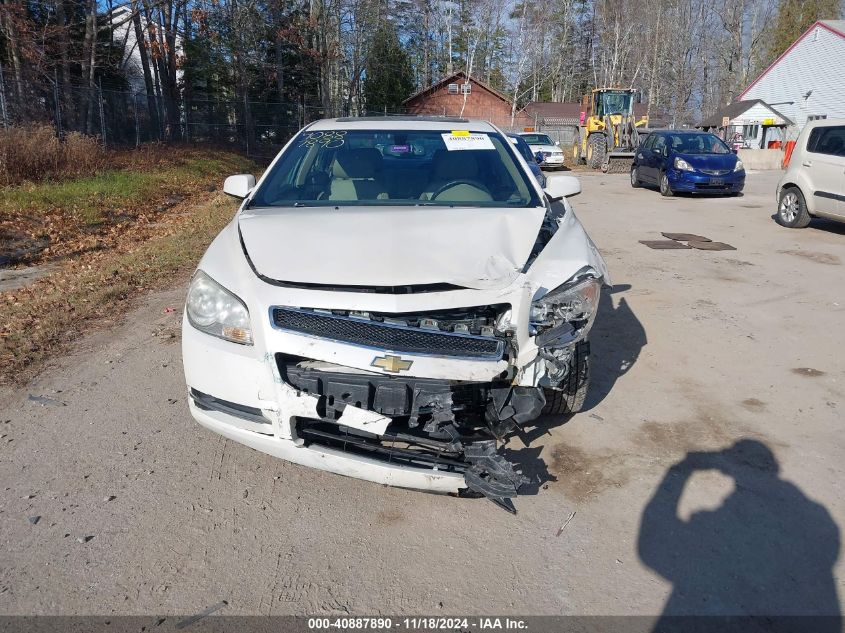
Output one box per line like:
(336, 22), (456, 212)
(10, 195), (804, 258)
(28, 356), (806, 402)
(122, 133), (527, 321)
(525, 201), (611, 294)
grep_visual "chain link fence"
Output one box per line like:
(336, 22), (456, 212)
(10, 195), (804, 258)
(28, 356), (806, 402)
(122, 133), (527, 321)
(0, 68), (584, 165)
(0, 69), (364, 164)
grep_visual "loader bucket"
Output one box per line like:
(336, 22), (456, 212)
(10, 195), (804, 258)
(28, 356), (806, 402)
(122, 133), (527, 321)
(601, 150), (636, 174)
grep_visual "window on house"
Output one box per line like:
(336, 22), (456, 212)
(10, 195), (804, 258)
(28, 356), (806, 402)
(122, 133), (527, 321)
(447, 83), (459, 94)
(742, 124), (759, 138)
(460, 83), (471, 94)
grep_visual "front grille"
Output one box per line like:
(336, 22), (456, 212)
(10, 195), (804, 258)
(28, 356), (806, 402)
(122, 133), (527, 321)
(272, 308), (503, 359)
(700, 169), (731, 176)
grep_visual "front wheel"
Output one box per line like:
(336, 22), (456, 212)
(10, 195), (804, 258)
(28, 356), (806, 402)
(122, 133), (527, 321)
(587, 134), (606, 170)
(631, 166), (642, 188)
(659, 171), (674, 197)
(542, 341), (590, 416)
(777, 187), (811, 228)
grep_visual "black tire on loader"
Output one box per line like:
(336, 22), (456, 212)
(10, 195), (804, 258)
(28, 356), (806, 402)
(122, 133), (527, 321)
(542, 340), (590, 416)
(571, 128), (585, 165)
(587, 134), (606, 170)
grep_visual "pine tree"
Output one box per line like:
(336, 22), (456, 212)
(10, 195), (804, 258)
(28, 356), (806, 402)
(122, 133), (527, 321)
(363, 21), (416, 113)
(764, 0), (842, 62)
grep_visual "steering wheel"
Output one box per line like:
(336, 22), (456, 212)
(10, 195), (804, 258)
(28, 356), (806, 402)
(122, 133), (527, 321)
(430, 179), (492, 201)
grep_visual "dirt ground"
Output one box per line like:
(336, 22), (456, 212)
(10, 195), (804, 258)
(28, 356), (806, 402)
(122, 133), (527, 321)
(1, 169), (843, 618)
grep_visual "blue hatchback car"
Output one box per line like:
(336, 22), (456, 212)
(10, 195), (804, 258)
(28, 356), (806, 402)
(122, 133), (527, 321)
(631, 130), (745, 196)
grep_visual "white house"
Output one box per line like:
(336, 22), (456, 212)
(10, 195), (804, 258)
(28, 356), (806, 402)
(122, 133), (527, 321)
(739, 20), (845, 131)
(108, 6), (183, 94)
(698, 99), (792, 149)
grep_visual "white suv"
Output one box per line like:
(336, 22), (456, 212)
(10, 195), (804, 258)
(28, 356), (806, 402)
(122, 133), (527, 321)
(777, 119), (845, 228)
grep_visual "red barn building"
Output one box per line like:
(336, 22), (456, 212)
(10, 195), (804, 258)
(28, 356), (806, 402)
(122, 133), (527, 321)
(403, 71), (531, 129)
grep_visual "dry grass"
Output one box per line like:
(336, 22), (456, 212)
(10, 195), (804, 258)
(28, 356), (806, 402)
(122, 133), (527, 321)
(0, 146), (253, 265)
(0, 125), (106, 185)
(0, 191), (240, 385)
(0, 147), (258, 385)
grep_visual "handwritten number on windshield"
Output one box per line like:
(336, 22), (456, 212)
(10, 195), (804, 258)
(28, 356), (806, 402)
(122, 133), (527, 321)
(299, 131), (347, 149)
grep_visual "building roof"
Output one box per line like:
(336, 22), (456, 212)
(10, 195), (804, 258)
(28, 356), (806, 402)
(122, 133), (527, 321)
(698, 99), (793, 128)
(521, 101), (650, 121)
(820, 20), (845, 37)
(402, 71), (512, 106)
(740, 20), (845, 100)
(522, 102), (582, 119)
(307, 117), (498, 132)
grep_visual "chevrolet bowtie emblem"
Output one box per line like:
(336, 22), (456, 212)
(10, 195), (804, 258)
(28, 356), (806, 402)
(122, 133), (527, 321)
(371, 354), (413, 373)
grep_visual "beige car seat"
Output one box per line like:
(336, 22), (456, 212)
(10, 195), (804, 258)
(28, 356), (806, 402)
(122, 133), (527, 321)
(328, 148), (388, 201)
(420, 150), (493, 202)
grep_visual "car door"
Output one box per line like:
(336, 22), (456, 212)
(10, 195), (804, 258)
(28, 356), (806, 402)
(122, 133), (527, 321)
(636, 134), (655, 182)
(805, 125), (845, 217)
(646, 134), (668, 182)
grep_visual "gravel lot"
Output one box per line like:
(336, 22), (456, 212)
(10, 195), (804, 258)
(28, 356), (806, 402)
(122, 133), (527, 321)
(1, 169), (843, 618)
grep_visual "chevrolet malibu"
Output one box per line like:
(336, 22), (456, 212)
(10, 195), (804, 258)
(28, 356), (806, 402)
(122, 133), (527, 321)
(182, 117), (609, 512)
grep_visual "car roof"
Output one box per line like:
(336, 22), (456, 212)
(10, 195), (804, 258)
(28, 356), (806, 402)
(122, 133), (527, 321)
(656, 129), (714, 135)
(306, 117), (499, 132)
(805, 118), (845, 128)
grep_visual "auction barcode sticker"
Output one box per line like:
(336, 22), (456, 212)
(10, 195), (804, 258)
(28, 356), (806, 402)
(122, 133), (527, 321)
(441, 132), (495, 151)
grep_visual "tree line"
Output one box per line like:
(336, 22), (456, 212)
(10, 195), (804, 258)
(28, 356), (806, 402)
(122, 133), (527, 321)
(0, 0), (842, 141)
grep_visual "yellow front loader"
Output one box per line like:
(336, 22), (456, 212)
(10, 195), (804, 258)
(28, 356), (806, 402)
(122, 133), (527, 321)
(572, 88), (649, 173)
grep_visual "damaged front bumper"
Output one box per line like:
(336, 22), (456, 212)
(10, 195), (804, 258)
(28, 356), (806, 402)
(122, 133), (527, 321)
(183, 206), (607, 512)
(182, 292), (588, 512)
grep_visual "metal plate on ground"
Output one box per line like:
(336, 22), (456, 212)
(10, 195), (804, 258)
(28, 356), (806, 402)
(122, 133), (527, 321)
(688, 240), (736, 251)
(640, 240), (692, 250)
(661, 233), (711, 242)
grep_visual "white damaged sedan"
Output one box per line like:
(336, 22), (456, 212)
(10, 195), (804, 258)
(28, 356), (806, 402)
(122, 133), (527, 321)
(182, 117), (608, 512)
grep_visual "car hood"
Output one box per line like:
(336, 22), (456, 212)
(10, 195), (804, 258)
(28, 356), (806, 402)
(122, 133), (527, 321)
(674, 152), (739, 171)
(532, 144), (560, 153)
(238, 205), (547, 290)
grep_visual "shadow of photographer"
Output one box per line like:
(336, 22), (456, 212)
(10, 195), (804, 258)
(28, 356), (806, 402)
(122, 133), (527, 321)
(638, 439), (841, 632)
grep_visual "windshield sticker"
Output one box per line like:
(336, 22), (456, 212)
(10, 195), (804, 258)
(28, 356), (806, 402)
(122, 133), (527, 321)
(441, 132), (495, 151)
(390, 144), (410, 153)
(299, 130), (347, 149)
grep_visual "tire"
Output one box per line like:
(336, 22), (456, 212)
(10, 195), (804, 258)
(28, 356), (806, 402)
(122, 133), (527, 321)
(777, 186), (811, 228)
(587, 134), (606, 170)
(630, 165), (642, 188)
(571, 140), (583, 166)
(659, 171), (674, 197)
(542, 340), (590, 416)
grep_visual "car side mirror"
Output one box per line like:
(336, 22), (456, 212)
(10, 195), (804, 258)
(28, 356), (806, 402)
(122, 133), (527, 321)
(223, 174), (256, 199)
(731, 148), (738, 155)
(555, 141), (560, 146)
(543, 175), (581, 201)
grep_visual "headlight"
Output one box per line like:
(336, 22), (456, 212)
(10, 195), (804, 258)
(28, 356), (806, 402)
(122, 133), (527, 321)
(674, 157), (694, 171)
(530, 274), (601, 344)
(186, 271), (253, 345)
(734, 159), (744, 172)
